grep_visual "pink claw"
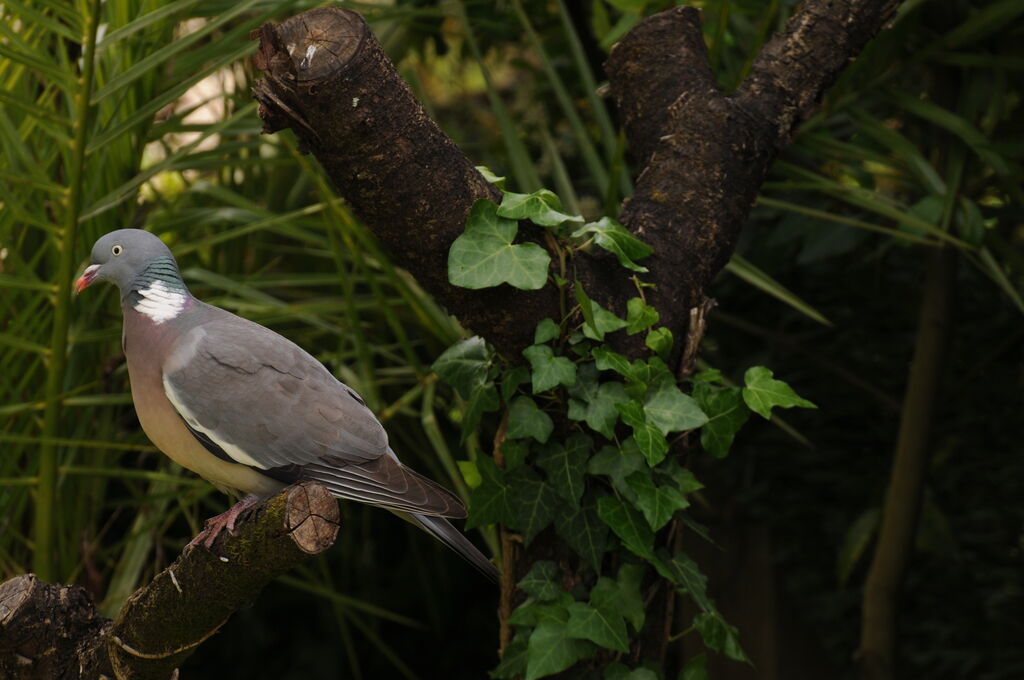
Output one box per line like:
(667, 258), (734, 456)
(188, 494), (261, 549)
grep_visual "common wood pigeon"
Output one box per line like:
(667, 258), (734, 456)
(76, 229), (498, 581)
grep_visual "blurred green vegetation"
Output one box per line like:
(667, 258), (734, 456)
(1, 0), (1021, 678)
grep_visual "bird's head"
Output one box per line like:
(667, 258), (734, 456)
(75, 229), (177, 295)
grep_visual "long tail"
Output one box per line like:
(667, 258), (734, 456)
(410, 513), (500, 583)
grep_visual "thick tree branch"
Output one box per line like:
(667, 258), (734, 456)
(250, 8), (558, 357)
(0, 483), (339, 680)
(741, 0), (902, 146)
(250, 1), (900, 365)
(605, 1), (901, 340)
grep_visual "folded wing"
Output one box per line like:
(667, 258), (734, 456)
(162, 309), (465, 518)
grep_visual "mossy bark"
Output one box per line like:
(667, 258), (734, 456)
(0, 483), (339, 680)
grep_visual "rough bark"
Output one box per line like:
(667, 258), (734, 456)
(0, 483), (339, 680)
(604, 1), (901, 351)
(250, 7), (557, 356)
(250, 1), (901, 364)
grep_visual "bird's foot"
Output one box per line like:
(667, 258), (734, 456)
(188, 494), (262, 550)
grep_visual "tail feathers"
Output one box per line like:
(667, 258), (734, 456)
(411, 513), (500, 583)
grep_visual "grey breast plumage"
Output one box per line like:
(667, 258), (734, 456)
(162, 302), (466, 518)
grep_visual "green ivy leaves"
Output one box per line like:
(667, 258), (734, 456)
(508, 396), (554, 443)
(430, 336), (498, 438)
(644, 375), (709, 435)
(536, 435), (590, 508)
(572, 217), (654, 272)
(499, 189), (583, 228)
(448, 200), (551, 290)
(441, 179), (818, 679)
(742, 366), (817, 418)
(501, 562), (646, 680)
(523, 344), (577, 393)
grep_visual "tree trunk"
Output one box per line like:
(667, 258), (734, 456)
(858, 247), (956, 680)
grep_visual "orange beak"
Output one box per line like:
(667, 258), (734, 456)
(74, 264), (100, 295)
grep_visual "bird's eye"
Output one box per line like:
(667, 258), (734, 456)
(111, 245), (124, 256)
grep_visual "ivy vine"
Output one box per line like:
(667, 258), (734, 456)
(433, 169), (815, 679)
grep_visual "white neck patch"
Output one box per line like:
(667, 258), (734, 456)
(134, 280), (186, 324)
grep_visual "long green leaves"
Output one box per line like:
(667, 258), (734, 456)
(1, 7), (469, 675)
(35, 0), (102, 583)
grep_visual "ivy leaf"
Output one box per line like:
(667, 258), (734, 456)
(583, 302), (629, 341)
(509, 593), (573, 627)
(592, 346), (632, 377)
(498, 189), (584, 228)
(658, 459), (704, 495)
(566, 602), (630, 652)
(511, 468), (559, 546)
(588, 443), (646, 499)
(693, 612), (749, 663)
(625, 298), (659, 334)
(502, 440), (530, 471)
(626, 356), (671, 392)
(428, 337), (499, 438)
(597, 496), (656, 562)
(643, 375), (709, 435)
(568, 364), (628, 439)
(692, 368), (723, 384)
(448, 199), (551, 290)
(553, 496), (609, 571)
(573, 281), (596, 332)
(693, 383), (750, 458)
(518, 560), (562, 601)
(574, 285), (628, 341)
(655, 552), (711, 613)
(680, 654), (710, 680)
(605, 665), (659, 680)
(742, 366), (816, 419)
(507, 396), (554, 443)
(591, 563), (646, 631)
(475, 165), (506, 189)
(534, 318), (561, 344)
(571, 216), (654, 272)
(644, 327), (673, 359)
(492, 630), (528, 678)
(501, 365), (531, 403)
(616, 401), (670, 466)
(525, 621), (596, 680)
(432, 336), (492, 399)
(523, 344), (577, 394)
(466, 456), (515, 529)
(536, 434), (591, 508)
(626, 472), (688, 531)
(461, 382), (500, 441)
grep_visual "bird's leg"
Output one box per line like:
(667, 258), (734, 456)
(189, 494), (262, 549)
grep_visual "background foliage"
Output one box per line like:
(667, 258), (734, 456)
(1, 0), (1021, 678)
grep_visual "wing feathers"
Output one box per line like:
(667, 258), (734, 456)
(258, 456), (466, 519)
(161, 312), (466, 519)
(300, 457), (466, 518)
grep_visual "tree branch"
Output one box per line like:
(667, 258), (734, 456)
(0, 483), (339, 680)
(250, 1), (901, 365)
(250, 8), (558, 357)
(605, 1), (902, 341)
